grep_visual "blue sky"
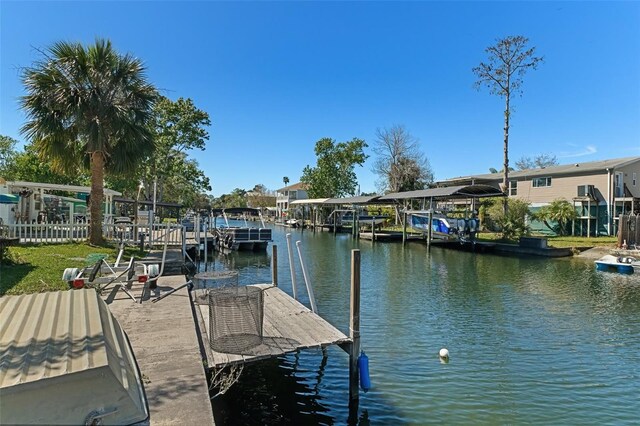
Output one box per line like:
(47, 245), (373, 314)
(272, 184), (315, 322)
(1, 1), (639, 196)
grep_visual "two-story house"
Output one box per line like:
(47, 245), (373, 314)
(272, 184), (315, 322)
(436, 157), (640, 236)
(275, 182), (308, 220)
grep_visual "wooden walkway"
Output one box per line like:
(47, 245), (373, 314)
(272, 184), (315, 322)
(196, 284), (351, 369)
(106, 276), (215, 425)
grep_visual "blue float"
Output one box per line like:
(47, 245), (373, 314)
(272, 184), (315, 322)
(358, 351), (371, 392)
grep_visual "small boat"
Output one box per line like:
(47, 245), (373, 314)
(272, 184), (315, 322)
(285, 219), (301, 228)
(595, 255), (640, 274)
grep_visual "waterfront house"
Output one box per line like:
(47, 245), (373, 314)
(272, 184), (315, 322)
(276, 182), (308, 220)
(435, 157), (640, 236)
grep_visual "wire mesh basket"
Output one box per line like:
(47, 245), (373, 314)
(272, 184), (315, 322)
(208, 286), (263, 354)
(192, 270), (239, 305)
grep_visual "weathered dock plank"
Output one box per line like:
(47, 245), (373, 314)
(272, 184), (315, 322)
(198, 284), (350, 369)
(106, 276), (215, 426)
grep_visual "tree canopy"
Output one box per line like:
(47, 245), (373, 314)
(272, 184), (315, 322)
(0, 135), (19, 179)
(372, 124), (433, 193)
(20, 39), (156, 243)
(142, 96), (211, 203)
(301, 137), (368, 198)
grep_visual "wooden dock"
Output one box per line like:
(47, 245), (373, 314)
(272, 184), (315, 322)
(105, 276), (215, 425)
(196, 284), (350, 369)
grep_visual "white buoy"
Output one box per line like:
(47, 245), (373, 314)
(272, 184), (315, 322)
(439, 348), (449, 359)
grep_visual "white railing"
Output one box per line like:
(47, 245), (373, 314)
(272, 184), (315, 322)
(103, 223), (183, 247)
(5, 222), (90, 244)
(4, 221), (184, 246)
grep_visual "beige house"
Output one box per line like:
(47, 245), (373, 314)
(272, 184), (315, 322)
(275, 182), (308, 220)
(437, 157), (640, 236)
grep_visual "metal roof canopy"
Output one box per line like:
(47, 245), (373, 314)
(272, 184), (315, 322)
(379, 184), (505, 201)
(324, 195), (387, 205)
(7, 180), (122, 196)
(113, 196), (182, 208)
(290, 198), (331, 205)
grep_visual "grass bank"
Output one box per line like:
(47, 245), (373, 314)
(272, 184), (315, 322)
(1, 243), (145, 296)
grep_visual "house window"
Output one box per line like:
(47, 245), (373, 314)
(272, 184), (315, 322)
(532, 177), (552, 188)
(509, 180), (518, 196)
(633, 172), (637, 187)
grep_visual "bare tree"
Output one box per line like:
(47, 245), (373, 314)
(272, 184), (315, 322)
(372, 124), (433, 193)
(372, 124), (433, 224)
(473, 35), (543, 213)
(515, 153), (558, 170)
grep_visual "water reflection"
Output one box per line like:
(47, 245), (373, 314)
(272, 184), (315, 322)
(201, 224), (640, 425)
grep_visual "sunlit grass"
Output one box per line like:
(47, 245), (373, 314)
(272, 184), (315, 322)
(1, 243), (145, 296)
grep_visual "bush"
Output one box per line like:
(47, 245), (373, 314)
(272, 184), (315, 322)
(482, 198), (531, 241)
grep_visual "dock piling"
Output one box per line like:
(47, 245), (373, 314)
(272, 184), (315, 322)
(402, 212), (407, 245)
(349, 249), (361, 405)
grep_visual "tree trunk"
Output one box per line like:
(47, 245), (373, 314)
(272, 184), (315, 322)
(502, 90), (511, 216)
(89, 151), (105, 245)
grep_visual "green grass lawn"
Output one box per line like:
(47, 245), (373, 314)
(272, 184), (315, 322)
(476, 232), (617, 248)
(1, 243), (146, 296)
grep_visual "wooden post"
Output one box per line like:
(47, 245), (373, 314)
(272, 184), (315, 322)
(402, 212), (407, 245)
(349, 249), (361, 405)
(313, 206), (317, 233)
(371, 216), (376, 242)
(333, 210), (337, 236)
(271, 244), (278, 287)
(352, 210), (356, 239)
(427, 209), (433, 249)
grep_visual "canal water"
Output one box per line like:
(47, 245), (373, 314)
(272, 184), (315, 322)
(203, 222), (640, 425)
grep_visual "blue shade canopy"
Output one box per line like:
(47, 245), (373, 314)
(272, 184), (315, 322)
(0, 194), (19, 204)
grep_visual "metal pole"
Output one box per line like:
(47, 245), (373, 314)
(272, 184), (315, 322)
(153, 177), (157, 221)
(203, 221), (208, 271)
(286, 233), (298, 299)
(271, 244), (278, 286)
(296, 241), (317, 313)
(349, 249), (361, 405)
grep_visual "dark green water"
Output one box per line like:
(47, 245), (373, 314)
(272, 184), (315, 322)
(206, 223), (640, 425)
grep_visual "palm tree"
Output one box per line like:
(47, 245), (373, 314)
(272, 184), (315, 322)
(21, 39), (157, 244)
(283, 176), (289, 187)
(533, 199), (577, 236)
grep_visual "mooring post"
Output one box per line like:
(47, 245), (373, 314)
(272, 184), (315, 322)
(402, 212), (407, 245)
(427, 209), (433, 249)
(334, 210), (337, 236)
(349, 249), (361, 405)
(372, 217), (376, 242)
(352, 210), (356, 239)
(271, 244), (278, 287)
